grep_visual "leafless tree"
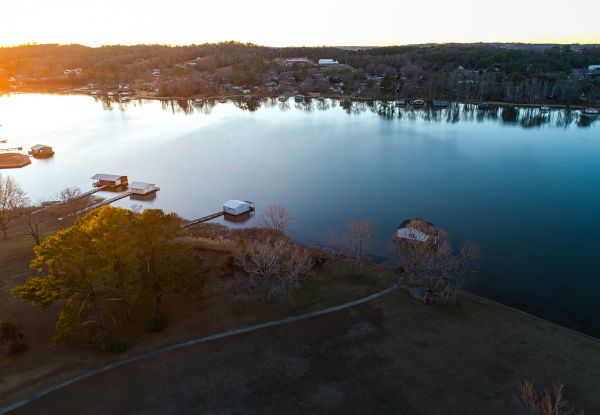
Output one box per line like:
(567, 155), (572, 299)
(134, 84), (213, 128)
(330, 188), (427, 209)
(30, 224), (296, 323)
(56, 186), (82, 203)
(520, 379), (584, 415)
(235, 236), (313, 298)
(392, 219), (440, 283)
(343, 219), (375, 277)
(259, 204), (292, 234)
(0, 174), (29, 239)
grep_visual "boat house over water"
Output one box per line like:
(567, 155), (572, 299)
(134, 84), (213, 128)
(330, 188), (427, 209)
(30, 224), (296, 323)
(129, 182), (160, 195)
(91, 174), (128, 189)
(28, 144), (54, 158)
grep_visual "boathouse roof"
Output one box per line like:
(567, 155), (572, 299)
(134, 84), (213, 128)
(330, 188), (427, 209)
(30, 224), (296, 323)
(91, 174), (123, 181)
(30, 144), (52, 151)
(129, 182), (155, 189)
(223, 200), (248, 209)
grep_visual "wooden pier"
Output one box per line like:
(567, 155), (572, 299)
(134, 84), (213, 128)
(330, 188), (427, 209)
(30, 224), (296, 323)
(75, 185), (109, 199)
(76, 191), (133, 215)
(182, 211), (225, 228)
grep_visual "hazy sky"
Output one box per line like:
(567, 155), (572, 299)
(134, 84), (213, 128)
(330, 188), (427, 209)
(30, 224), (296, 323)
(2, 0), (599, 47)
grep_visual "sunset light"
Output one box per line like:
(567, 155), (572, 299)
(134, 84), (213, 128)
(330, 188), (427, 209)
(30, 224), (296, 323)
(2, 0), (599, 46)
(1, 1), (599, 414)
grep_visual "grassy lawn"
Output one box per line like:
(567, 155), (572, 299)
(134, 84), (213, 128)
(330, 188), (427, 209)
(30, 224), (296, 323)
(6, 289), (600, 414)
(1, 220), (598, 413)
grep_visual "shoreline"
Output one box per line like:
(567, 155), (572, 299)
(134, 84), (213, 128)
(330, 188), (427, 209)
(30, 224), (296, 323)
(3, 86), (593, 110)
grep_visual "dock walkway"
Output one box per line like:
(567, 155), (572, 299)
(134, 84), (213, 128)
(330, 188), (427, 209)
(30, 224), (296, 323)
(76, 191), (133, 215)
(182, 211), (224, 228)
(75, 185), (109, 199)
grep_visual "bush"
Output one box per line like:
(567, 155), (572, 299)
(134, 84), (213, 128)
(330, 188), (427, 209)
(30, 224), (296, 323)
(92, 331), (129, 353)
(1, 320), (26, 356)
(150, 313), (168, 333)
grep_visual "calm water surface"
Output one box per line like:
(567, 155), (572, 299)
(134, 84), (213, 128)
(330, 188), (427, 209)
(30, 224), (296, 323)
(2, 94), (599, 336)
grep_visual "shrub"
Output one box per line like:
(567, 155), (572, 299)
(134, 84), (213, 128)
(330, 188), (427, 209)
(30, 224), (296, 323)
(1, 320), (26, 356)
(150, 313), (168, 333)
(92, 331), (129, 353)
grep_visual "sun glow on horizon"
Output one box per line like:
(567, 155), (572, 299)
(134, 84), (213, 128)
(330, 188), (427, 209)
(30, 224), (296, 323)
(1, 0), (599, 47)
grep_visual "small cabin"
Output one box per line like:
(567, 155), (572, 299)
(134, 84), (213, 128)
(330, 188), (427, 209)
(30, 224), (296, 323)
(91, 174), (128, 188)
(129, 182), (160, 195)
(223, 200), (254, 216)
(28, 144), (54, 158)
(397, 218), (437, 242)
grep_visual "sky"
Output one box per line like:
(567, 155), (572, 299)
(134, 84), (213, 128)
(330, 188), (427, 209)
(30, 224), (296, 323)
(1, 0), (599, 47)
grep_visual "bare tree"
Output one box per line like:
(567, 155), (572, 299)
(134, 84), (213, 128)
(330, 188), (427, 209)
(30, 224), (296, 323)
(235, 236), (313, 298)
(0, 174), (29, 239)
(343, 219), (375, 277)
(57, 186), (82, 203)
(392, 219), (440, 283)
(259, 204), (292, 234)
(520, 379), (584, 415)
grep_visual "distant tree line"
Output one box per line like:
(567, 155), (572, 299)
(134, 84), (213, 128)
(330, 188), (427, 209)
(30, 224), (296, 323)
(1, 42), (599, 103)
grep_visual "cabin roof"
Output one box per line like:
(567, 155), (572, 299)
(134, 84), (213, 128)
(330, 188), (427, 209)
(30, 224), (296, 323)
(223, 200), (248, 209)
(91, 174), (123, 181)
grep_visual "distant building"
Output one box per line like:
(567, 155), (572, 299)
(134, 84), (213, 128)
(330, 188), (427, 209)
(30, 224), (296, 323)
(64, 68), (82, 76)
(273, 58), (313, 67)
(318, 59), (340, 66)
(588, 65), (600, 76)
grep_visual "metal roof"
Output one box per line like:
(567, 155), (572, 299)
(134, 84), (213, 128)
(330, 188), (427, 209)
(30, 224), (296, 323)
(129, 182), (155, 189)
(30, 144), (52, 150)
(91, 174), (123, 181)
(223, 200), (248, 209)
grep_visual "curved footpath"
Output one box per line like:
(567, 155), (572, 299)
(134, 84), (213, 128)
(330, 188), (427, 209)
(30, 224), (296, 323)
(0, 284), (400, 415)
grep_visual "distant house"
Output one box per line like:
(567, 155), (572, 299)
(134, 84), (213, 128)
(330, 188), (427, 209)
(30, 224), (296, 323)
(28, 144), (54, 158)
(318, 59), (340, 66)
(273, 58), (313, 67)
(588, 65), (600, 76)
(64, 68), (82, 76)
(396, 219), (437, 242)
(91, 174), (128, 188)
(432, 100), (449, 108)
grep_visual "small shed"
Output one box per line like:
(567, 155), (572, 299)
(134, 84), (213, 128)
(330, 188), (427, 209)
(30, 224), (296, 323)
(91, 174), (128, 188)
(129, 182), (159, 195)
(28, 144), (54, 158)
(223, 200), (253, 216)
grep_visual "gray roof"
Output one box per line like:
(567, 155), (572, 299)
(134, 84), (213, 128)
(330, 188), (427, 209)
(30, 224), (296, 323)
(91, 174), (123, 181)
(129, 182), (155, 189)
(30, 144), (51, 151)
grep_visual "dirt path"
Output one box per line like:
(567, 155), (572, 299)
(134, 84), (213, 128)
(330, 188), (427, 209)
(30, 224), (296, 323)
(0, 284), (399, 414)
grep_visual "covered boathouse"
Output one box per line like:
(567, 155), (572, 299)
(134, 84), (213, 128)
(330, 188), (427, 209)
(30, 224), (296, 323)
(91, 174), (128, 188)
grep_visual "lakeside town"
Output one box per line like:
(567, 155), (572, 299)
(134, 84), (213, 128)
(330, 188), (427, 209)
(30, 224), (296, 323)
(1, 42), (600, 111)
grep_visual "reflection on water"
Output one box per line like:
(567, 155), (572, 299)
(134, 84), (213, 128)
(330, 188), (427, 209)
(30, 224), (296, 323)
(1, 93), (599, 338)
(96, 96), (599, 129)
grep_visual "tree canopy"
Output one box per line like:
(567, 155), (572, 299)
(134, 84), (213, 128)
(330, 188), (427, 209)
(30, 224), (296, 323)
(13, 206), (206, 349)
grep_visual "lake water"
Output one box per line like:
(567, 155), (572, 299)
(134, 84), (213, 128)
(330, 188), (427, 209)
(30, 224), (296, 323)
(2, 93), (599, 336)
